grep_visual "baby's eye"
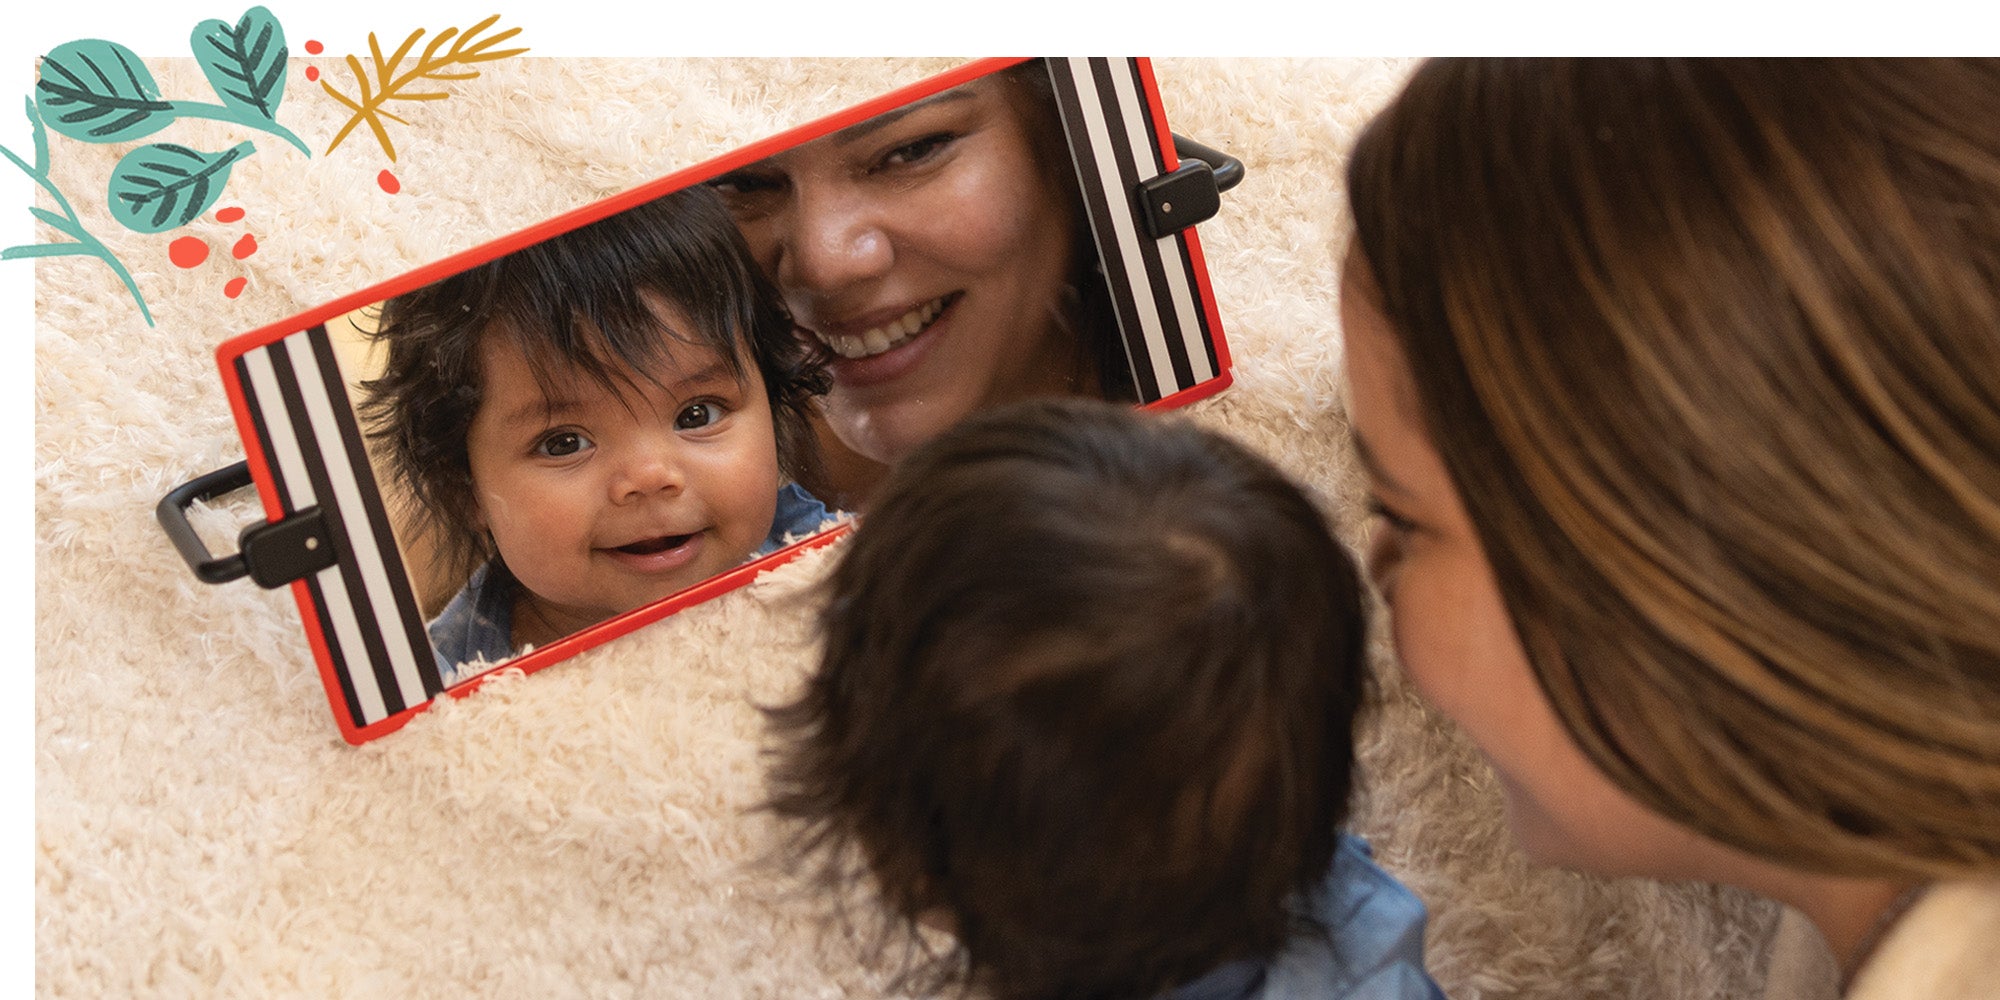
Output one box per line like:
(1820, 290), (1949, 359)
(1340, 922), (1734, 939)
(536, 430), (593, 458)
(876, 133), (957, 171)
(675, 402), (724, 430)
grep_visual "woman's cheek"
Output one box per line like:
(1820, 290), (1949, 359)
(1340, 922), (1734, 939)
(1374, 557), (1442, 700)
(735, 221), (783, 277)
(925, 151), (1043, 267)
(1383, 578), (1456, 717)
(1384, 550), (1517, 742)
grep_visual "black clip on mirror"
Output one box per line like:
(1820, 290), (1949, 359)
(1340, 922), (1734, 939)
(1137, 133), (1246, 240)
(157, 460), (339, 588)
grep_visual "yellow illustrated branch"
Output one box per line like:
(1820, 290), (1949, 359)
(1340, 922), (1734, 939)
(318, 15), (527, 161)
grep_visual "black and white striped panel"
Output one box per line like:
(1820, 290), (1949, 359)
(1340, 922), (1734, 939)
(234, 325), (442, 729)
(1046, 57), (1219, 404)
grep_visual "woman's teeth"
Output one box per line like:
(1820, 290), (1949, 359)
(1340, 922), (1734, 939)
(816, 297), (946, 359)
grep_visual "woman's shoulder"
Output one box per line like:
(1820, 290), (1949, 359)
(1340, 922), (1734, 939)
(1847, 879), (2000, 1000)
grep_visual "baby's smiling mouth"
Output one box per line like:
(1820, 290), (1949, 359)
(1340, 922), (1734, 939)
(811, 293), (956, 359)
(611, 533), (694, 555)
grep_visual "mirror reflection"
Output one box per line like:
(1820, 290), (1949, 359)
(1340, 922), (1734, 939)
(334, 186), (831, 680)
(708, 59), (1132, 509)
(329, 59), (1128, 680)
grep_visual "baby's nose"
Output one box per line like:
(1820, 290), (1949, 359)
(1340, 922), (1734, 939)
(610, 446), (684, 502)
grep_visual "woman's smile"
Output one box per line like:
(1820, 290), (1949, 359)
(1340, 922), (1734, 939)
(808, 293), (954, 360)
(806, 293), (961, 390)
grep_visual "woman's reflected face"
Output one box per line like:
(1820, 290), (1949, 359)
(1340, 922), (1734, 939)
(710, 71), (1086, 467)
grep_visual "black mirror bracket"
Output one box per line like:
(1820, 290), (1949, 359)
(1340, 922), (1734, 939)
(157, 460), (339, 588)
(1139, 133), (1246, 240)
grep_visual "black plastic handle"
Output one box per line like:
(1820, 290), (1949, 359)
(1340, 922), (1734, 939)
(157, 461), (340, 588)
(1172, 133), (1245, 194)
(1138, 133), (1248, 240)
(157, 461), (257, 584)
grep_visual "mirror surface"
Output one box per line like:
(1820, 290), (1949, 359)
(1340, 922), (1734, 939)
(327, 58), (1137, 682)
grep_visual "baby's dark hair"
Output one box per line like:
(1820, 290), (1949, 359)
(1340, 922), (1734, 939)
(358, 185), (827, 586)
(765, 397), (1369, 1000)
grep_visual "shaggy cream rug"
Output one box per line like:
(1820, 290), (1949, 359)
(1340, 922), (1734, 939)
(37, 56), (1803, 998)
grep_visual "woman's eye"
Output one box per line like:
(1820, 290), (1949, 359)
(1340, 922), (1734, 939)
(536, 431), (593, 458)
(877, 133), (956, 171)
(675, 402), (723, 430)
(1363, 499), (1413, 590)
(705, 170), (783, 196)
(1367, 497), (1417, 537)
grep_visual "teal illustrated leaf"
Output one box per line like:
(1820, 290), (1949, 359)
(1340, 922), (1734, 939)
(193, 7), (288, 123)
(29, 206), (79, 238)
(0, 242), (93, 260)
(35, 39), (176, 143)
(108, 141), (255, 233)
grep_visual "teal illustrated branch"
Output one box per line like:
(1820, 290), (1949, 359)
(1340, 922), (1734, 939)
(8, 7), (525, 324)
(36, 9), (308, 156)
(1, 98), (153, 326)
(4, 6), (310, 326)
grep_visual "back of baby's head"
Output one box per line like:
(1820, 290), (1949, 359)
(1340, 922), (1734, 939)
(768, 397), (1369, 1000)
(360, 185), (822, 581)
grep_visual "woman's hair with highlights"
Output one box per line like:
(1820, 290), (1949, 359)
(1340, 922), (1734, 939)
(1346, 58), (2000, 878)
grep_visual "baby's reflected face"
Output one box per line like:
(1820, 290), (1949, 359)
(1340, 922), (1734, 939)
(464, 305), (780, 647)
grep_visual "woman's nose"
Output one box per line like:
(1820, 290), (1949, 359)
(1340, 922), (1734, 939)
(777, 188), (893, 300)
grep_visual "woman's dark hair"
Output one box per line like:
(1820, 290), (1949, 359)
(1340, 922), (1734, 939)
(1005, 60), (1135, 404)
(359, 184), (828, 588)
(1347, 58), (2000, 877)
(766, 397), (1368, 999)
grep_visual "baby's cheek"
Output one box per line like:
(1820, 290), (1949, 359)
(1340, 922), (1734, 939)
(733, 490), (781, 554)
(475, 491), (513, 532)
(475, 490), (547, 559)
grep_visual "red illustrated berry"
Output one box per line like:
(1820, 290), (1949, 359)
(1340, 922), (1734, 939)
(215, 207), (245, 223)
(224, 277), (248, 299)
(305, 66), (319, 82)
(232, 234), (258, 259)
(168, 237), (209, 268)
(377, 169), (401, 194)
(304, 40), (324, 54)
